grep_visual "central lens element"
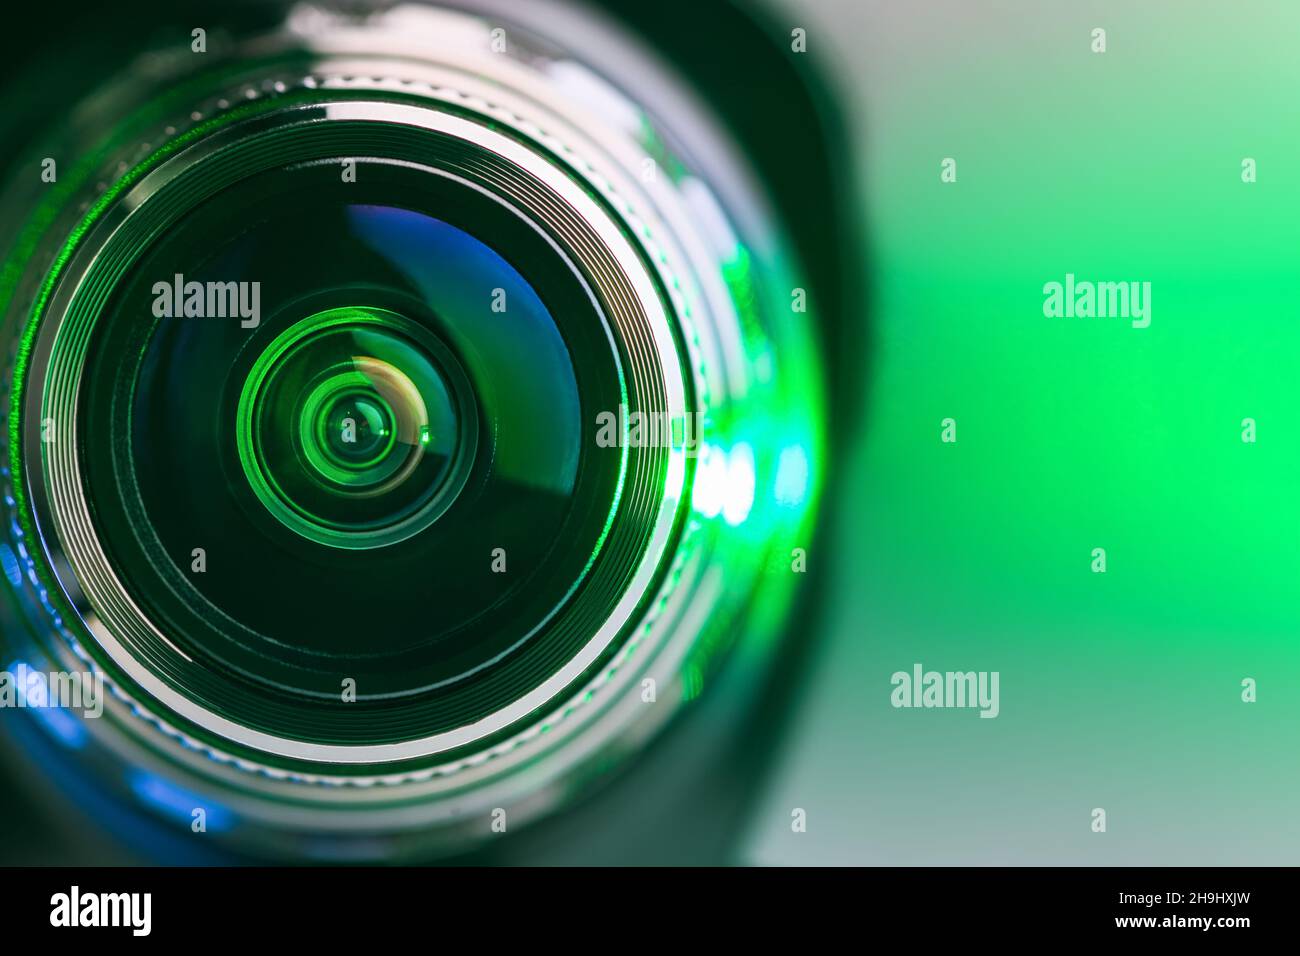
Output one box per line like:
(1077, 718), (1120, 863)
(237, 307), (476, 549)
(318, 392), (394, 467)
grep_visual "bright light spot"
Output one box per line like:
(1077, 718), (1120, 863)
(692, 444), (728, 519)
(722, 443), (755, 526)
(5, 660), (86, 748)
(774, 445), (810, 506)
(546, 61), (643, 135)
(129, 772), (233, 832)
(664, 444), (686, 507)
(0, 544), (20, 586)
(692, 443), (756, 525)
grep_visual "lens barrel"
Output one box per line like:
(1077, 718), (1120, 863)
(0, 2), (825, 857)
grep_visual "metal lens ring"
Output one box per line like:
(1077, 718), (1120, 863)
(26, 99), (687, 757)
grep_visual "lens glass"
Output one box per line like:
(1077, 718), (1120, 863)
(78, 159), (627, 725)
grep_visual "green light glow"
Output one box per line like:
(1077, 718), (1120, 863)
(676, 236), (827, 693)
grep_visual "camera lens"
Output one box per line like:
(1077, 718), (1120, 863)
(0, 2), (828, 857)
(65, 118), (644, 741)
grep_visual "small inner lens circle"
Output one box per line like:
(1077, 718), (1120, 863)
(236, 307), (477, 549)
(298, 361), (421, 491)
(321, 391), (395, 468)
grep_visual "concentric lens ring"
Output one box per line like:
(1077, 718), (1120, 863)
(236, 306), (477, 549)
(307, 383), (401, 477)
(22, 99), (689, 763)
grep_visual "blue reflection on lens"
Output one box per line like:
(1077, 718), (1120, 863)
(129, 771), (234, 833)
(346, 205), (581, 494)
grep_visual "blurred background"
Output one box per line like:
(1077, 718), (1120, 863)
(747, 0), (1300, 865)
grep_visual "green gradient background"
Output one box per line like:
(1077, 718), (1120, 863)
(748, 0), (1300, 864)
